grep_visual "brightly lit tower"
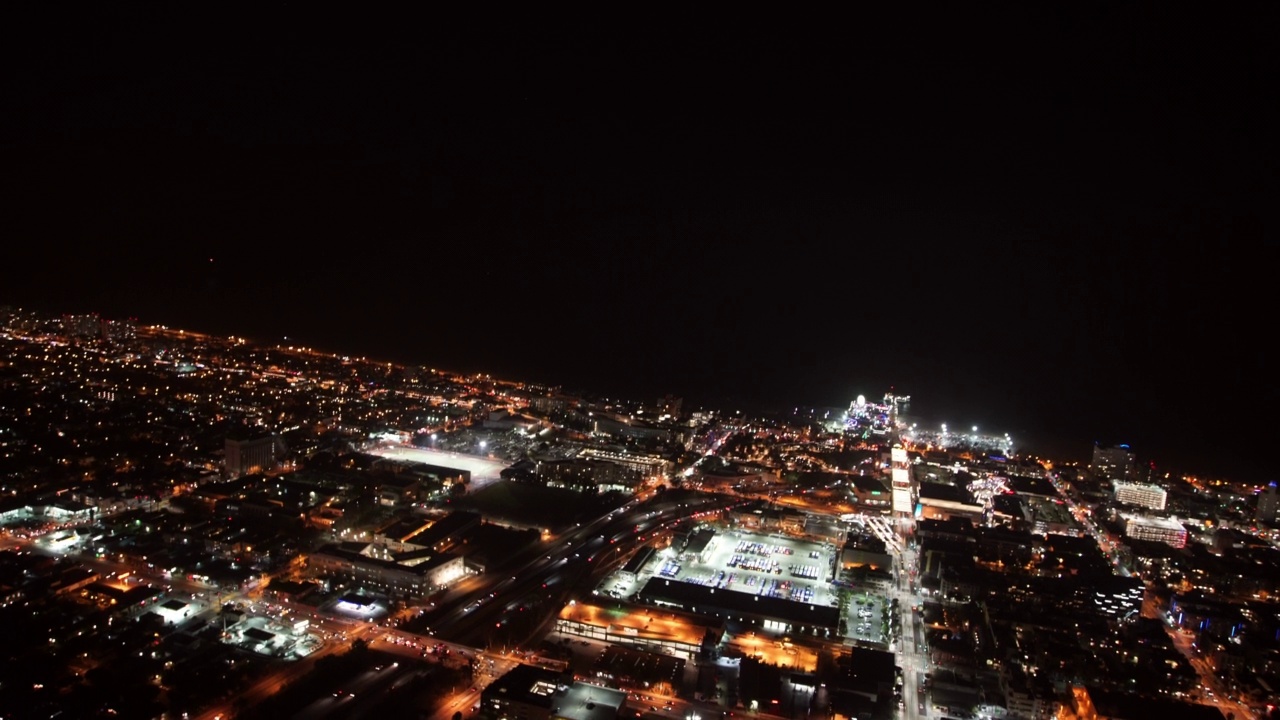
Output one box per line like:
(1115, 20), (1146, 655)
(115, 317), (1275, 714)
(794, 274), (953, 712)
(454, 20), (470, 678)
(891, 444), (913, 517)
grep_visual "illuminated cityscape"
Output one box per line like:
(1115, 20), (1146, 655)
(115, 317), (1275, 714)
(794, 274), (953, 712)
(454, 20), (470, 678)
(0, 308), (1276, 720)
(1, 7), (1270, 720)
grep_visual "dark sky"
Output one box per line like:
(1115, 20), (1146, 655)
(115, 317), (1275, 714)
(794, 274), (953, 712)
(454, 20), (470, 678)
(2, 6), (1275, 480)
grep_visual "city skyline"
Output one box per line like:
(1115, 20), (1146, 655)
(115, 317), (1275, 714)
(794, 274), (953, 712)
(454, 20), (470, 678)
(0, 303), (1257, 486)
(0, 284), (1276, 717)
(2, 7), (1272, 482)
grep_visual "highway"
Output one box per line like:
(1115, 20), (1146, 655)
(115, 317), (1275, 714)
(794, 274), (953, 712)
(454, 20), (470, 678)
(417, 492), (745, 649)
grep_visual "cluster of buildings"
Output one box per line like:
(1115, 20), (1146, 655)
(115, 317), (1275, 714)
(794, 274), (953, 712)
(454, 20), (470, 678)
(0, 307), (703, 717)
(699, 419), (1280, 718)
(2, 306), (1279, 720)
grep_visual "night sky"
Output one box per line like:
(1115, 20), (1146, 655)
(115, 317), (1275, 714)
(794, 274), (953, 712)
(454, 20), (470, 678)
(2, 7), (1274, 480)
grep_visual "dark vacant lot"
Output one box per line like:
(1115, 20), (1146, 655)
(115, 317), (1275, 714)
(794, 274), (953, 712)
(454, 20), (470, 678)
(448, 480), (629, 533)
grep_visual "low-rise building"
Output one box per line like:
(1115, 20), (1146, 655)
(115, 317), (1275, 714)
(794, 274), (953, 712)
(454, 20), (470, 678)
(481, 663), (627, 720)
(840, 531), (892, 573)
(308, 541), (467, 598)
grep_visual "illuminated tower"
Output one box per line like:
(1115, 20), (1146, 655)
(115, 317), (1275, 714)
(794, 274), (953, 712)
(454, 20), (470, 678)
(1091, 442), (1135, 480)
(1258, 482), (1280, 524)
(891, 444), (913, 515)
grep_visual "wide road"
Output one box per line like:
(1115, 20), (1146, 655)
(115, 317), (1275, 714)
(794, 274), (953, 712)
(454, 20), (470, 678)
(1167, 623), (1255, 720)
(420, 491), (745, 649)
(893, 518), (926, 720)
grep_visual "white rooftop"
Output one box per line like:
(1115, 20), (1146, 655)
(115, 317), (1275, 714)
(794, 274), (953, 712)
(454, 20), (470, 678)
(370, 445), (508, 480)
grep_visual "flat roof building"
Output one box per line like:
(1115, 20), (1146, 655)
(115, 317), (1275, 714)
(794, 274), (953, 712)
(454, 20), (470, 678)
(481, 663), (627, 720)
(1113, 481), (1167, 511)
(635, 576), (840, 636)
(308, 541), (467, 598)
(1121, 513), (1187, 549)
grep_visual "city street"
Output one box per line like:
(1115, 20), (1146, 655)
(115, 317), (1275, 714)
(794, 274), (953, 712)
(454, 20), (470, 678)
(893, 519), (926, 720)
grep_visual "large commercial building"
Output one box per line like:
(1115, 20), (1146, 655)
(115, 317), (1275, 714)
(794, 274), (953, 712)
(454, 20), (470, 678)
(1090, 442), (1135, 480)
(590, 412), (678, 443)
(534, 458), (642, 493)
(1112, 481), (1167, 511)
(635, 576), (840, 637)
(308, 541), (467, 598)
(224, 434), (287, 479)
(577, 448), (671, 480)
(840, 531), (892, 573)
(891, 445), (913, 515)
(481, 663), (627, 720)
(555, 599), (721, 659)
(916, 483), (984, 522)
(1121, 514), (1187, 549)
(1257, 482), (1280, 524)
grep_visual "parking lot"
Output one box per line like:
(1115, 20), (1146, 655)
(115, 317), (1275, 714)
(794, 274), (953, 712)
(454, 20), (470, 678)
(639, 528), (840, 607)
(596, 526), (896, 648)
(847, 590), (889, 644)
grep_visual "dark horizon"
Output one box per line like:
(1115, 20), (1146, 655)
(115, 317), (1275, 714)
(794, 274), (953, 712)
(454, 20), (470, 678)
(2, 7), (1273, 483)
(0, 296), (1253, 483)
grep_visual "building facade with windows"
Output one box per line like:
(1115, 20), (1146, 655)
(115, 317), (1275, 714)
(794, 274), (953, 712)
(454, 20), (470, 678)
(1112, 481), (1167, 510)
(1091, 442), (1135, 480)
(225, 434), (287, 479)
(1121, 514), (1187, 548)
(1256, 481), (1280, 524)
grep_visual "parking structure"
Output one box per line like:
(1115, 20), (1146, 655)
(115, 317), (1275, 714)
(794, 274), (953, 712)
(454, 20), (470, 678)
(627, 528), (841, 609)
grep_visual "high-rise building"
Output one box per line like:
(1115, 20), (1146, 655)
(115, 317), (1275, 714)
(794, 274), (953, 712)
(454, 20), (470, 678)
(224, 433), (286, 478)
(100, 317), (137, 342)
(891, 445), (913, 515)
(1091, 442), (1135, 480)
(1113, 481), (1167, 510)
(1257, 482), (1280, 524)
(60, 313), (101, 339)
